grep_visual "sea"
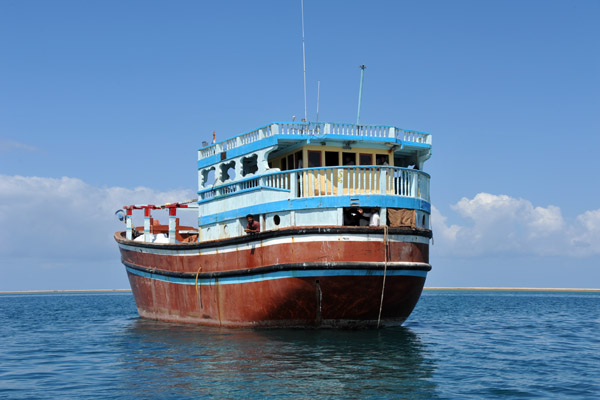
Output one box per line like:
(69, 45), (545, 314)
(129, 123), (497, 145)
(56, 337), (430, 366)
(0, 290), (598, 399)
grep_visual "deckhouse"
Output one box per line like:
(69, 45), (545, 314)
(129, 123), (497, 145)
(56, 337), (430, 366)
(197, 122), (432, 241)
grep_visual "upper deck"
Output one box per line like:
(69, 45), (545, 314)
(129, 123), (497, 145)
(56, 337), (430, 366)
(198, 122), (431, 167)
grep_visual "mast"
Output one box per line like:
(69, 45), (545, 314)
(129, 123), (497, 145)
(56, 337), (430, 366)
(316, 80), (320, 123)
(356, 65), (366, 125)
(301, 0), (308, 122)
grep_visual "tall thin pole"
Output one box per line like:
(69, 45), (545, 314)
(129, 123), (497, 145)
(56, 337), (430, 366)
(356, 65), (366, 125)
(316, 80), (320, 123)
(301, 0), (308, 122)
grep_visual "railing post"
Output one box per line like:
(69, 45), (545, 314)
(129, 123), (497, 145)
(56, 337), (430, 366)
(291, 171), (298, 197)
(144, 208), (152, 242)
(324, 123), (331, 134)
(379, 168), (388, 194)
(168, 208), (177, 244)
(271, 123), (280, 135)
(411, 171), (418, 198)
(126, 209), (133, 240)
(389, 127), (395, 139)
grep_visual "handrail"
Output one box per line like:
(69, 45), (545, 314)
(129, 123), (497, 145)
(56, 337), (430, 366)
(198, 166), (430, 202)
(198, 122), (432, 160)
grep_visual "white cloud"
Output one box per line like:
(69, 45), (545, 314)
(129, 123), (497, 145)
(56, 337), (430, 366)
(0, 140), (39, 152)
(0, 175), (195, 261)
(432, 193), (600, 257)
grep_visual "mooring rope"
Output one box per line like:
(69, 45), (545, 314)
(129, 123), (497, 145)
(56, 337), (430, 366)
(195, 265), (202, 294)
(377, 225), (389, 328)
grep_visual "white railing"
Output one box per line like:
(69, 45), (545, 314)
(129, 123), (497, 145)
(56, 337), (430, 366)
(198, 123), (432, 160)
(277, 123), (322, 136)
(327, 123), (392, 138)
(396, 128), (430, 144)
(198, 166), (429, 202)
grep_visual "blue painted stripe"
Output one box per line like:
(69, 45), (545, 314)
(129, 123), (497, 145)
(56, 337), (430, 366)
(198, 195), (430, 225)
(126, 266), (427, 286)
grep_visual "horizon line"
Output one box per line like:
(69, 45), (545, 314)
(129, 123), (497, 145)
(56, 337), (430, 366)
(1, 287), (599, 294)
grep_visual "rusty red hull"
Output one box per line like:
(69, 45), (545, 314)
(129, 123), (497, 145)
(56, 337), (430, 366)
(115, 227), (432, 328)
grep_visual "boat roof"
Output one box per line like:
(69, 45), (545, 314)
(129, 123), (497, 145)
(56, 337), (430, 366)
(198, 122), (431, 168)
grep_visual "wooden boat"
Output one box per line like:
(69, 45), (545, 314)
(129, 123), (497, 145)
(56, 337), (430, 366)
(115, 122), (433, 327)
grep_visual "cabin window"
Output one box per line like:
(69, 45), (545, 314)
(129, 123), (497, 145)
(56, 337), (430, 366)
(273, 215), (281, 225)
(220, 161), (236, 182)
(376, 154), (389, 166)
(359, 153), (373, 165)
(287, 154), (294, 170)
(241, 154), (258, 176)
(308, 151), (321, 168)
(325, 151), (339, 167)
(295, 151), (303, 168)
(342, 152), (356, 166)
(281, 157), (287, 171)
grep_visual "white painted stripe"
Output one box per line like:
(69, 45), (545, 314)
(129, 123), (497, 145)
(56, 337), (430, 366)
(119, 233), (429, 256)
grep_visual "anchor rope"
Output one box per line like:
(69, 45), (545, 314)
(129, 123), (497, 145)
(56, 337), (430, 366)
(377, 225), (389, 328)
(195, 265), (202, 294)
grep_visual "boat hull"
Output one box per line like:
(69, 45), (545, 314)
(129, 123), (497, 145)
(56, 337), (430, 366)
(116, 227), (431, 328)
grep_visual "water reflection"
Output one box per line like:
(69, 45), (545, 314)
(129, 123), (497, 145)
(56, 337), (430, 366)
(114, 319), (438, 399)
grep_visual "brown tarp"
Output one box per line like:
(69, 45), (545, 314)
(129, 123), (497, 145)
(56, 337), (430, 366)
(387, 208), (416, 228)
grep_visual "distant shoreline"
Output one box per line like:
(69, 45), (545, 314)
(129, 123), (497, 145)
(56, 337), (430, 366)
(1, 287), (599, 294)
(424, 287), (600, 292)
(0, 289), (132, 294)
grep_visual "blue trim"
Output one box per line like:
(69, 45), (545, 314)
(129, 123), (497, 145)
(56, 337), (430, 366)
(126, 266), (428, 286)
(198, 195), (430, 225)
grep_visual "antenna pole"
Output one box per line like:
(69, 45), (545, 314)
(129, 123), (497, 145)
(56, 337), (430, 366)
(316, 80), (320, 123)
(356, 65), (366, 125)
(301, 0), (308, 122)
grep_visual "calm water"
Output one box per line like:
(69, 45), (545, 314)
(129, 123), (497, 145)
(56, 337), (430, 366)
(0, 291), (598, 399)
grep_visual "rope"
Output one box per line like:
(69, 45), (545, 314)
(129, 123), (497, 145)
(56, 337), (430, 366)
(377, 225), (389, 328)
(195, 265), (202, 294)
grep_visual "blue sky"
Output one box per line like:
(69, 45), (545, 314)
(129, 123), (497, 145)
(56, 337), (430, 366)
(1, 0), (599, 290)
